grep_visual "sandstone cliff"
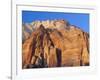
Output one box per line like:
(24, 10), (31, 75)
(22, 20), (89, 69)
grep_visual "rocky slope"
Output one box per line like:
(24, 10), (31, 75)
(22, 20), (89, 69)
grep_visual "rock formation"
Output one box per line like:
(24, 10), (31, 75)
(22, 20), (89, 69)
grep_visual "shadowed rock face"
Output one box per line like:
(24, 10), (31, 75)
(22, 20), (89, 69)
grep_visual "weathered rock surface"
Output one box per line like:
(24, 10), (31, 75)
(22, 20), (89, 69)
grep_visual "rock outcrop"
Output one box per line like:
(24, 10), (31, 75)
(22, 20), (89, 69)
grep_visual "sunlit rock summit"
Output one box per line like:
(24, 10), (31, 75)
(22, 20), (89, 69)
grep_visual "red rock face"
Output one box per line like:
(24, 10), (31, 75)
(22, 20), (89, 69)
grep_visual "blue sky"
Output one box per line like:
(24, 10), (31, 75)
(22, 11), (89, 32)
